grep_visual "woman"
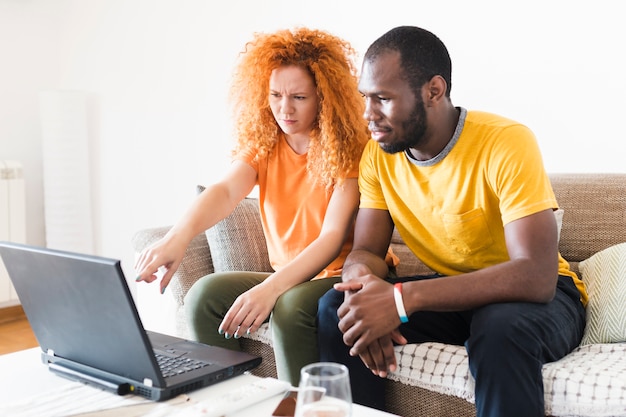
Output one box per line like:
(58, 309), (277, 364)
(134, 27), (371, 385)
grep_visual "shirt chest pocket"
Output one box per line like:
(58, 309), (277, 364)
(442, 208), (494, 255)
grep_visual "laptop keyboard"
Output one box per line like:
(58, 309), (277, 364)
(155, 352), (212, 378)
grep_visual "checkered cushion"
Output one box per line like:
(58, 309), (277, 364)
(384, 342), (626, 416)
(543, 343), (626, 416)
(243, 329), (626, 416)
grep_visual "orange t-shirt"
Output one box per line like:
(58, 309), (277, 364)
(235, 137), (357, 278)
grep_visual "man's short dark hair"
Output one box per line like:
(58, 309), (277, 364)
(364, 26), (452, 97)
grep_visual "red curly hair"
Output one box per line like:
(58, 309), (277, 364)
(229, 27), (369, 190)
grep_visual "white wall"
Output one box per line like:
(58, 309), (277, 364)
(1, 0), (624, 296)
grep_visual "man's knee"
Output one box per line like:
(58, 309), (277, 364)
(468, 303), (546, 362)
(317, 288), (343, 324)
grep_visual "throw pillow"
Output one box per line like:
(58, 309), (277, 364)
(554, 208), (564, 242)
(579, 242), (626, 345)
(197, 186), (273, 273)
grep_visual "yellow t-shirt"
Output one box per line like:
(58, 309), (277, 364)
(235, 136), (357, 278)
(359, 109), (588, 304)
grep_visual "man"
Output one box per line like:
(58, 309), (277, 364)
(317, 26), (587, 417)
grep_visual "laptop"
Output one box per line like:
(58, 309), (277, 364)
(0, 241), (262, 401)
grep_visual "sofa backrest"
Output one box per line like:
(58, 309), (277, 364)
(549, 173), (626, 275)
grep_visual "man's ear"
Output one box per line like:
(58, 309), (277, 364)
(424, 75), (447, 105)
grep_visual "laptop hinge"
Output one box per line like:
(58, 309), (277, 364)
(49, 363), (131, 395)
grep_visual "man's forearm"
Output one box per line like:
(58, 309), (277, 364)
(342, 249), (389, 281)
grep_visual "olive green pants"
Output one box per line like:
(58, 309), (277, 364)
(184, 271), (341, 385)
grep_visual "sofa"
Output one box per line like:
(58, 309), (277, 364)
(131, 173), (626, 417)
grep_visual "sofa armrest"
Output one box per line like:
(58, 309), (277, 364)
(131, 226), (214, 338)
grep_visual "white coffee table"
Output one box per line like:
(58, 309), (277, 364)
(0, 348), (398, 417)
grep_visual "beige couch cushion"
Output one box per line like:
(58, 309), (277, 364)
(554, 208), (564, 241)
(579, 242), (626, 345)
(197, 186), (273, 273)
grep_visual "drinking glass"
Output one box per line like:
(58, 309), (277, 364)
(295, 362), (352, 417)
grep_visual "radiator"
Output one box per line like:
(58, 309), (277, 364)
(0, 160), (26, 306)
